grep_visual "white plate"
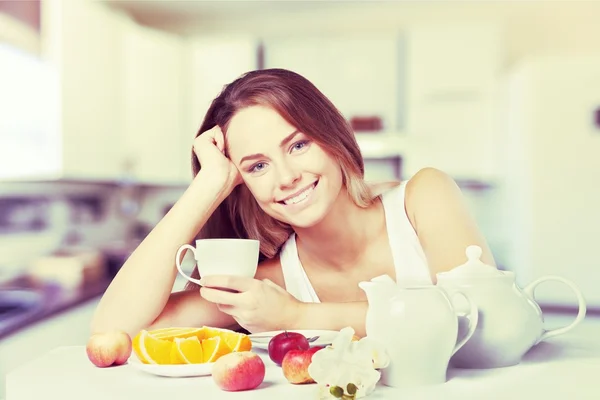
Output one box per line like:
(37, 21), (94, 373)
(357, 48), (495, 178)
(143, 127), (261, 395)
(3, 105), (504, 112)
(248, 330), (339, 350)
(127, 355), (214, 378)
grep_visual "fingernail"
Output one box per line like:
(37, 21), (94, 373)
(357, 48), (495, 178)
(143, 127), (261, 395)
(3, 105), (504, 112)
(199, 278), (206, 286)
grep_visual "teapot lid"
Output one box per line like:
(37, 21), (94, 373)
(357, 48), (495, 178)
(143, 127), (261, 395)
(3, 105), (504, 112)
(438, 245), (504, 279)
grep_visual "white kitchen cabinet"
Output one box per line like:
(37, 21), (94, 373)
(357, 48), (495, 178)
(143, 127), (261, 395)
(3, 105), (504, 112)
(0, 299), (99, 398)
(263, 34), (402, 132)
(186, 35), (258, 138)
(403, 24), (503, 180)
(121, 23), (188, 185)
(502, 56), (600, 308)
(36, 0), (128, 181)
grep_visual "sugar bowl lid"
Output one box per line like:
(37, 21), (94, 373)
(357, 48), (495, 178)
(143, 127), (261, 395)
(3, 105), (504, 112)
(437, 245), (505, 280)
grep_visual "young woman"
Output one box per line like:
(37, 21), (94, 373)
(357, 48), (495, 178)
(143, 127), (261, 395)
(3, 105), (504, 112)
(91, 69), (496, 338)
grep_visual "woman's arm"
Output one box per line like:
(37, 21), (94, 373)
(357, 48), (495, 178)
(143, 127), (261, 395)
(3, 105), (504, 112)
(405, 167), (497, 279)
(293, 302), (369, 337)
(90, 170), (233, 337)
(200, 260), (371, 337)
(144, 290), (238, 332)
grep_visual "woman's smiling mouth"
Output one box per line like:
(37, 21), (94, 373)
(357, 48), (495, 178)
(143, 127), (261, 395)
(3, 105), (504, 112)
(278, 181), (319, 205)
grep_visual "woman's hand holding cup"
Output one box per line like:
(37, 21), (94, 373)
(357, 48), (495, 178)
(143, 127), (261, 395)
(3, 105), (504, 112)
(175, 238), (303, 332)
(198, 275), (302, 333)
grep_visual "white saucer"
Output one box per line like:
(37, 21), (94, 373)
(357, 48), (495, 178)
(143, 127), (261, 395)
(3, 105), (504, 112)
(127, 355), (214, 377)
(248, 330), (339, 350)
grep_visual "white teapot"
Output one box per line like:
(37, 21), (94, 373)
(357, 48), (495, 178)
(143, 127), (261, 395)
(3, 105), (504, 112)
(358, 274), (478, 388)
(436, 245), (587, 369)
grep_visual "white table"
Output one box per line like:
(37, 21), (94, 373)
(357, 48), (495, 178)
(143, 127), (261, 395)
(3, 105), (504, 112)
(6, 316), (600, 400)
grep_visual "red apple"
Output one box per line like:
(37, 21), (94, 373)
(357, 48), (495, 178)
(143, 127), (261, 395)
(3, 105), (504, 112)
(212, 351), (266, 391)
(268, 331), (310, 365)
(281, 346), (322, 384)
(86, 330), (132, 368)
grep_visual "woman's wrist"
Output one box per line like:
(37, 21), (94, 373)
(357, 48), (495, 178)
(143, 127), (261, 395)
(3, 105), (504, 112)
(286, 301), (308, 330)
(191, 170), (235, 202)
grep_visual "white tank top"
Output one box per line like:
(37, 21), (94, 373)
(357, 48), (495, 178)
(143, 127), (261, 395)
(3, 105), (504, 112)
(279, 181), (433, 303)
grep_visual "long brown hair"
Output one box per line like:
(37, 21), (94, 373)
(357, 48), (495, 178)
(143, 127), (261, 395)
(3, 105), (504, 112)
(185, 68), (372, 290)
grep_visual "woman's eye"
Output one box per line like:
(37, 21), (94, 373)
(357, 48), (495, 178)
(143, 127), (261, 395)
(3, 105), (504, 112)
(291, 140), (309, 152)
(251, 162), (266, 173)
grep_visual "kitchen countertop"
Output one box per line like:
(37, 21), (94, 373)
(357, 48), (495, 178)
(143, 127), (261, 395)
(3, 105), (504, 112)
(6, 315), (600, 400)
(0, 278), (110, 340)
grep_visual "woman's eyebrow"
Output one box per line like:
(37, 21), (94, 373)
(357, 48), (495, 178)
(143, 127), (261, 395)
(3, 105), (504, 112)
(238, 129), (300, 164)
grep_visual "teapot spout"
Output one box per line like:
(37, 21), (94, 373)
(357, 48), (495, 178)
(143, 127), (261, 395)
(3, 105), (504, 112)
(358, 281), (378, 299)
(359, 275), (398, 305)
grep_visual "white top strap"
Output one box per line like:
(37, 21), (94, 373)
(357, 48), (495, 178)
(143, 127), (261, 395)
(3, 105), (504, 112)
(279, 233), (321, 303)
(380, 182), (432, 285)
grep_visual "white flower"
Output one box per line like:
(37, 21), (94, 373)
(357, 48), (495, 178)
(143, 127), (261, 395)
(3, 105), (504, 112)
(308, 327), (389, 398)
(357, 336), (390, 370)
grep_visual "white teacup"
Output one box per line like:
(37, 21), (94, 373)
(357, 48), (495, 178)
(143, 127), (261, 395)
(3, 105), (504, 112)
(175, 239), (260, 285)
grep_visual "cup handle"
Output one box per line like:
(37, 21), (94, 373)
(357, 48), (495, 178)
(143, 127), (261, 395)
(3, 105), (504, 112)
(175, 244), (202, 285)
(524, 276), (587, 343)
(450, 291), (479, 355)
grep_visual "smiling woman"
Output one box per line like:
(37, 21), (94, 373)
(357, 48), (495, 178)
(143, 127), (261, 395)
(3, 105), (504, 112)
(90, 68), (496, 339)
(191, 69), (373, 260)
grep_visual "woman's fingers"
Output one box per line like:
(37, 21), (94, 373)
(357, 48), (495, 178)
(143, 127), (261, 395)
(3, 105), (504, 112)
(215, 303), (235, 313)
(213, 127), (225, 152)
(200, 286), (249, 308)
(201, 126), (224, 152)
(200, 275), (256, 292)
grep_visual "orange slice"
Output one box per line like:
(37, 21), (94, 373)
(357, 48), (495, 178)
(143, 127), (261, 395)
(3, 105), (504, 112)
(173, 337), (204, 364)
(132, 330), (173, 364)
(220, 332), (252, 352)
(170, 342), (185, 364)
(200, 327), (251, 352)
(132, 330), (150, 363)
(201, 336), (231, 363)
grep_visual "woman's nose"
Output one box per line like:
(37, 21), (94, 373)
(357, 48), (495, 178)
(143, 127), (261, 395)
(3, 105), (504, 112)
(277, 160), (302, 188)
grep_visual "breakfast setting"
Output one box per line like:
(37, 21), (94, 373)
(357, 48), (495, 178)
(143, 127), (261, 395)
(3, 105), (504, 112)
(7, 241), (599, 400)
(3, 2), (600, 399)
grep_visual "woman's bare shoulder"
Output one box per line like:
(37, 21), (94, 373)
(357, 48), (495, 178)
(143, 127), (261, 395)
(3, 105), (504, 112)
(404, 168), (459, 223)
(405, 167), (460, 210)
(403, 167), (496, 273)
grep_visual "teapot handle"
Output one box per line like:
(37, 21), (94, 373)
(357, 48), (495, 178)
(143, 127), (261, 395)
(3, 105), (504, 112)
(524, 276), (587, 343)
(450, 291), (479, 355)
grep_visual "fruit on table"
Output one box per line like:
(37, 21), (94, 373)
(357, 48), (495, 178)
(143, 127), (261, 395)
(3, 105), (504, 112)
(268, 331), (310, 365)
(86, 330), (132, 368)
(131, 326), (252, 365)
(212, 351), (266, 391)
(282, 346), (323, 384)
(201, 336), (232, 363)
(172, 337), (203, 364)
(202, 327), (253, 353)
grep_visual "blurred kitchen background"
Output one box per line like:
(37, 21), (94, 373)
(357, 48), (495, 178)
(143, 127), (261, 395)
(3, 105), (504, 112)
(1, 0), (599, 395)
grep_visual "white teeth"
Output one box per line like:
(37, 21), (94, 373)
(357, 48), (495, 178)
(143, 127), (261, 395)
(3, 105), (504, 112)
(283, 184), (315, 205)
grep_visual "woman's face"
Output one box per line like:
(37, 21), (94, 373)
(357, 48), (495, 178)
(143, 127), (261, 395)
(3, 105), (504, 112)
(226, 105), (343, 228)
